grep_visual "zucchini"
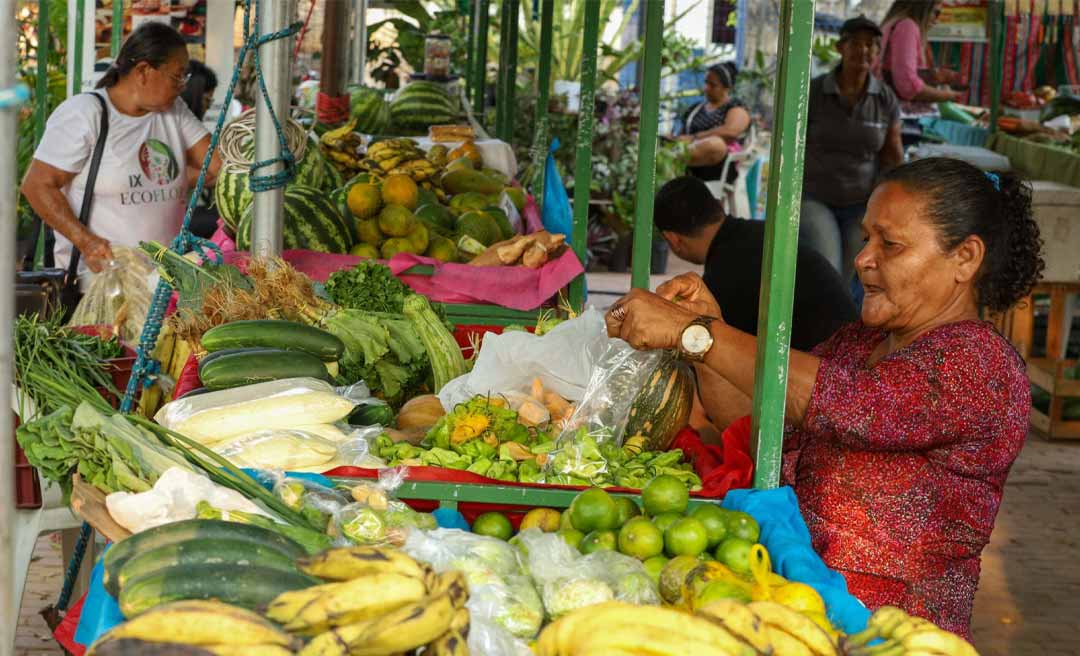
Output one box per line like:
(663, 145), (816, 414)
(199, 349), (331, 391)
(202, 320), (345, 361)
(118, 563), (318, 617)
(103, 519), (305, 598)
(115, 538), (302, 596)
(198, 347), (278, 370)
(348, 401), (395, 426)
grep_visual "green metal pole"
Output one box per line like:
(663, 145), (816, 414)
(630, 0), (663, 290)
(34, 0), (51, 269)
(568, 0), (601, 312)
(988, 0), (1003, 137)
(472, 0), (490, 118)
(500, 0), (520, 144)
(531, 0), (554, 214)
(73, 0), (85, 94)
(111, 0), (124, 57)
(495, 0), (511, 137)
(749, 0), (816, 490)
(465, 0), (476, 101)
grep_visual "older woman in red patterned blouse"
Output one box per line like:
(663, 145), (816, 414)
(605, 157), (1044, 637)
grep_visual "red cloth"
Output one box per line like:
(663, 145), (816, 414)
(672, 419), (754, 497)
(316, 92), (351, 125)
(784, 321), (1029, 638)
(52, 594), (87, 655)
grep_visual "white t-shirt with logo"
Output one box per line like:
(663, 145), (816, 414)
(33, 90), (209, 277)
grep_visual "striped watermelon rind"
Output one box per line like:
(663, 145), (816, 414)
(214, 165), (252, 231)
(389, 82), (456, 129)
(351, 87), (390, 135)
(235, 184), (356, 254)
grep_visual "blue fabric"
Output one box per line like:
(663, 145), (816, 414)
(242, 468), (336, 491)
(74, 548), (124, 647)
(541, 138), (573, 238)
(433, 507), (470, 531)
(722, 486), (871, 635)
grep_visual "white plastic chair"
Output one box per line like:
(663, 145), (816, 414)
(705, 124), (761, 216)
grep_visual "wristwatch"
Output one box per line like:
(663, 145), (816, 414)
(678, 317), (717, 361)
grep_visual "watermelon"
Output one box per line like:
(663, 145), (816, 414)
(389, 81), (456, 130)
(235, 185), (356, 254)
(350, 87), (390, 135)
(293, 141), (329, 190)
(214, 165), (252, 232)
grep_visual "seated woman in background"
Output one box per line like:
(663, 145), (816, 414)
(676, 63), (751, 182)
(605, 157), (1043, 637)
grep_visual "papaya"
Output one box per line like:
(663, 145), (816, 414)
(441, 169), (503, 196)
(416, 203), (456, 233)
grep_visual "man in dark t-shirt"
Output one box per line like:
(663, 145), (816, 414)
(654, 176), (858, 430)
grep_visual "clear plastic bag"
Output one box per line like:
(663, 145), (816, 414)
(269, 471), (351, 532)
(515, 528), (659, 619)
(328, 468), (436, 546)
(542, 343), (664, 485)
(214, 428), (339, 471)
(68, 245), (154, 344)
(403, 528), (544, 644)
(154, 377), (356, 445)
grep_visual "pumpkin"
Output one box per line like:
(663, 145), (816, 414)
(624, 353), (696, 451)
(397, 394), (447, 431)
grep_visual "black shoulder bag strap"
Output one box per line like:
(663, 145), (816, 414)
(64, 92), (111, 289)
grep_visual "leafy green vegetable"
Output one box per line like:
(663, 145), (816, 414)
(325, 261), (411, 313)
(139, 240), (252, 312)
(324, 308), (431, 407)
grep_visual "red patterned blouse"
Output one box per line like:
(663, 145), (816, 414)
(782, 320), (1029, 638)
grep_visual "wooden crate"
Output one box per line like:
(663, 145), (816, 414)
(1028, 358), (1080, 440)
(992, 281), (1079, 360)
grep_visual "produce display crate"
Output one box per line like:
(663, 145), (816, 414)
(1028, 358), (1080, 440)
(993, 282), (1079, 360)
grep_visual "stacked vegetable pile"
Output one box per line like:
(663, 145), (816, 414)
(92, 540), (471, 656)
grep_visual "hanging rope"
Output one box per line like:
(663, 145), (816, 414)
(294, 0), (318, 60)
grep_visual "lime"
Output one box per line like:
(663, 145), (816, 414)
(559, 510), (574, 531)
(520, 507), (561, 532)
(569, 488), (620, 533)
(642, 555), (669, 584)
(617, 517), (665, 560)
(695, 580), (753, 606)
(724, 511), (760, 543)
(642, 475), (690, 516)
(715, 537), (755, 575)
(689, 504), (729, 549)
(698, 551), (717, 562)
(614, 496), (642, 527)
(664, 517), (709, 557)
(472, 512), (513, 540)
(658, 555), (701, 604)
(651, 512), (682, 535)
(558, 528), (585, 551)
(580, 530), (618, 554)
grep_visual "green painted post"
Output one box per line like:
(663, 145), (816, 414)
(500, 0), (520, 143)
(472, 0), (490, 118)
(465, 0), (476, 100)
(749, 0), (816, 490)
(630, 0), (664, 290)
(33, 0), (51, 269)
(495, 0), (511, 138)
(568, 0), (601, 312)
(988, 1), (1003, 136)
(73, 0), (85, 94)
(530, 0), (554, 214)
(111, 0), (123, 57)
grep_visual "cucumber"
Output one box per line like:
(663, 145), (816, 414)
(201, 320), (345, 361)
(176, 386), (212, 400)
(198, 347), (278, 370)
(199, 349), (331, 390)
(103, 519), (305, 598)
(115, 538), (302, 596)
(349, 401), (395, 426)
(118, 563), (318, 617)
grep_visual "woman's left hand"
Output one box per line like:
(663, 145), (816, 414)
(605, 288), (699, 351)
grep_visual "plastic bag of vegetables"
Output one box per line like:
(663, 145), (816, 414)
(404, 527), (543, 647)
(328, 467), (436, 546)
(68, 245), (154, 345)
(154, 377), (356, 445)
(270, 473), (351, 532)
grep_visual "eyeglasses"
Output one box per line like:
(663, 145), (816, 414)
(158, 68), (192, 88)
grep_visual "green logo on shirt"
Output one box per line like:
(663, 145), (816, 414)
(138, 139), (180, 186)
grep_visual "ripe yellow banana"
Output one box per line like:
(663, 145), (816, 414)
(449, 607), (470, 637)
(901, 627), (979, 656)
(296, 546), (429, 582)
(321, 117), (359, 148)
(202, 645), (296, 656)
(428, 570), (469, 609)
(97, 601), (295, 648)
(270, 573), (428, 635)
(425, 630), (469, 656)
(749, 601), (838, 656)
(696, 599), (772, 653)
(378, 155), (408, 172)
(765, 625), (815, 656)
(299, 592), (456, 656)
(572, 624), (746, 656)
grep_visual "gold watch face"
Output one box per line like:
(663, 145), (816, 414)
(681, 323), (713, 355)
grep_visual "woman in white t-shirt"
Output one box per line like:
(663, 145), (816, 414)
(21, 22), (220, 277)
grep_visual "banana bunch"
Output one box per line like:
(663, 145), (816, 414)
(264, 546), (468, 656)
(362, 138), (440, 182)
(87, 600), (299, 655)
(843, 606), (979, 656)
(320, 117), (366, 176)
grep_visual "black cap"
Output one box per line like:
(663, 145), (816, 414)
(839, 15), (883, 39)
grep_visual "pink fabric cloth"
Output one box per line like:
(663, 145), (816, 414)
(875, 18), (927, 101)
